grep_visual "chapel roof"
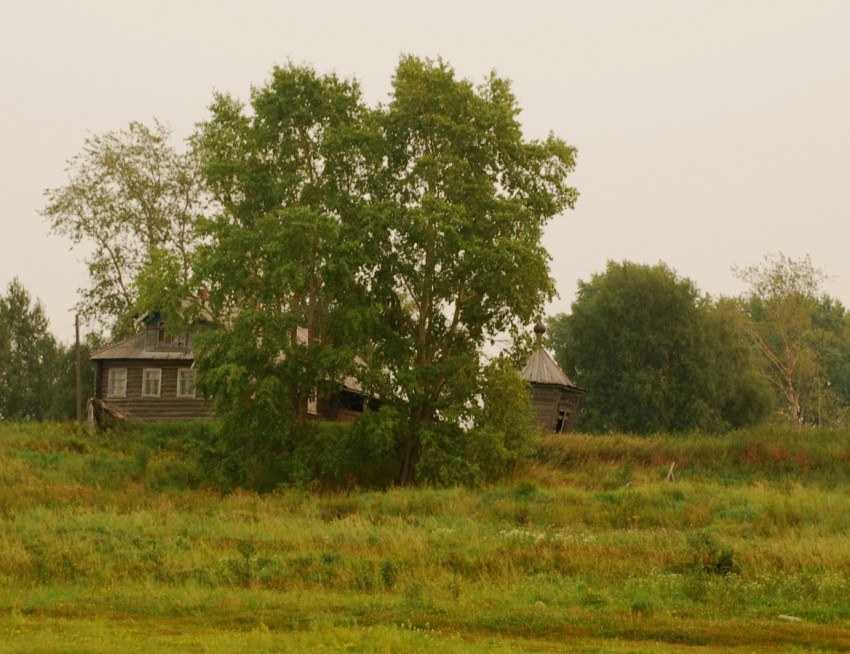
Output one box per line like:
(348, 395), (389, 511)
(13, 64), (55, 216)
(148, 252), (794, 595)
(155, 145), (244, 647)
(520, 345), (579, 389)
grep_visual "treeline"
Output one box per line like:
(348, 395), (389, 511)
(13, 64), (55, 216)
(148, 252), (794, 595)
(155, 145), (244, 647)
(548, 256), (850, 434)
(0, 278), (95, 421)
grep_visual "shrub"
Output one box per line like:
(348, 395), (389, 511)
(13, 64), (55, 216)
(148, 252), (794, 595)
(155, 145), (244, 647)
(417, 360), (538, 487)
(290, 413), (398, 490)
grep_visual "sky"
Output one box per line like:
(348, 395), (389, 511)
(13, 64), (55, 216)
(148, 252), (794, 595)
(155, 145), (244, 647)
(2, 0), (850, 344)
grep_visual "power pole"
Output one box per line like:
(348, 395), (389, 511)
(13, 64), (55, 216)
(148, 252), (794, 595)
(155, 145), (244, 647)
(75, 314), (82, 422)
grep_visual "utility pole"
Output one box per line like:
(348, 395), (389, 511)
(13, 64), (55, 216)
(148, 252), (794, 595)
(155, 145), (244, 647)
(75, 314), (82, 422)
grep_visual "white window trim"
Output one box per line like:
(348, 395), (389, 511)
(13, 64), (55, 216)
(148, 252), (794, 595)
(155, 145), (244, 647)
(142, 368), (162, 398)
(177, 368), (196, 398)
(107, 368), (127, 398)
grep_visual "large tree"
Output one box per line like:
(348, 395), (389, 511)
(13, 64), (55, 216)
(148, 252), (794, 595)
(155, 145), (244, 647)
(553, 261), (736, 434)
(360, 56), (578, 483)
(0, 279), (61, 420)
(734, 253), (847, 425)
(191, 57), (576, 487)
(42, 120), (207, 337)
(193, 64), (372, 461)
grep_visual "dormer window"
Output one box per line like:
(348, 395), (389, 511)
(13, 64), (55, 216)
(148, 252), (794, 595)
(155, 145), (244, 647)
(144, 319), (190, 351)
(170, 333), (189, 349)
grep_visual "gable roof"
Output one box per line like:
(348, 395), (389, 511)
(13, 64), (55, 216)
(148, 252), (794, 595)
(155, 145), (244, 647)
(520, 346), (580, 389)
(91, 324), (366, 394)
(90, 332), (194, 361)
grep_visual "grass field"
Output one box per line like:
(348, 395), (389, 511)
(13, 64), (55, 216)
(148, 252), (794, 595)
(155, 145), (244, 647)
(1, 421), (849, 652)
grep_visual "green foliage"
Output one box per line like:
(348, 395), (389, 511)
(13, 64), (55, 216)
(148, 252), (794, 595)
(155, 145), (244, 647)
(191, 410), (399, 492)
(132, 247), (198, 335)
(416, 360), (538, 487)
(194, 57), (577, 486)
(555, 261), (728, 434)
(735, 253), (850, 426)
(553, 254), (850, 433)
(686, 532), (741, 581)
(702, 297), (774, 429)
(0, 279), (62, 420)
(356, 56), (577, 483)
(46, 337), (96, 421)
(42, 120), (206, 338)
(476, 358), (538, 466)
(193, 63), (372, 479)
(289, 416), (399, 490)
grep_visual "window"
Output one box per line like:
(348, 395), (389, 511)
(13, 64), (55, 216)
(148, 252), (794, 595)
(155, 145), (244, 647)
(177, 368), (196, 398)
(170, 333), (189, 349)
(142, 368), (162, 397)
(555, 409), (567, 434)
(107, 368), (127, 398)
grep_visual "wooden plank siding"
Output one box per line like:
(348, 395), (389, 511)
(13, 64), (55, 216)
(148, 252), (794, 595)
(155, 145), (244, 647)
(529, 384), (581, 433)
(520, 344), (584, 434)
(95, 360), (213, 420)
(530, 385), (561, 431)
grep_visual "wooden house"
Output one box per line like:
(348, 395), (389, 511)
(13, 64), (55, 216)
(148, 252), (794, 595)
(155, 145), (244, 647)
(90, 315), (213, 421)
(520, 325), (584, 433)
(301, 327), (375, 423)
(90, 317), (370, 423)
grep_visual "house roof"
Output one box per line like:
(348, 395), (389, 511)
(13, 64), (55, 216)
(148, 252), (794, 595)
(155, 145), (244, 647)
(91, 324), (367, 393)
(520, 346), (580, 389)
(90, 333), (194, 361)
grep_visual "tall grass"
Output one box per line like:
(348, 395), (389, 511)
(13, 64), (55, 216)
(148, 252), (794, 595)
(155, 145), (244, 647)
(538, 426), (850, 487)
(0, 420), (849, 651)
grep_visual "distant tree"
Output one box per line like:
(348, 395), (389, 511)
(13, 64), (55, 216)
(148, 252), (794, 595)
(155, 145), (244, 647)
(360, 56), (578, 483)
(42, 120), (207, 337)
(733, 253), (846, 425)
(702, 297), (774, 429)
(0, 279), (61, 420)
(554, 261), (728, 434)
(47, 337), (98, 421)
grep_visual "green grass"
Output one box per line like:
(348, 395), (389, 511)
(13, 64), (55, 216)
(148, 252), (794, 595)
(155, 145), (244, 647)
(1, 421), (850, 651)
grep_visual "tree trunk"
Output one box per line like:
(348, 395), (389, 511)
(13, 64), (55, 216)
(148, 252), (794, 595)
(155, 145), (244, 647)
(397, 442), (416, 486)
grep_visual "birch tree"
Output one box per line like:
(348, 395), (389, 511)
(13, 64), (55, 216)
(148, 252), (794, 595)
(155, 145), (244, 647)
(193, 64), (371, 432)
(42, 121), (206, 337)
(734, 253), (837, 425)
(362, 57), (578, 483)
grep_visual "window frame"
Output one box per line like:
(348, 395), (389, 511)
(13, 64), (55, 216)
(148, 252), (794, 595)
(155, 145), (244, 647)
(176, 368), (196, 398)
(106, 367), (128, 398)
(141, 368), (162, 398)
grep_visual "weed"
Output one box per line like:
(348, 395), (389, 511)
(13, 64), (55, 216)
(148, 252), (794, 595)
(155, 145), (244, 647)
(688, 531), (740, 576)
(380, 559), (398, 589)
(229, 539), (256, 587)
(402, 581), (432, 610)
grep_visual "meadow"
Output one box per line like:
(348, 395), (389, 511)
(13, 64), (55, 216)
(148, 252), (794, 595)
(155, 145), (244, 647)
(1, 421), (849, 652)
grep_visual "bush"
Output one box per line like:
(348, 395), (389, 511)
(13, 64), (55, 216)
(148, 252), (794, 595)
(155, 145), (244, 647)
(290, 412), (399, 490)
(417, 359), (538, 487)
(190, 410), (399, 492)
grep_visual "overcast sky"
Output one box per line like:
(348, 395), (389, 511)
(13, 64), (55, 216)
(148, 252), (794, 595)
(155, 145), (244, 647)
(2, 0), (849, 343)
